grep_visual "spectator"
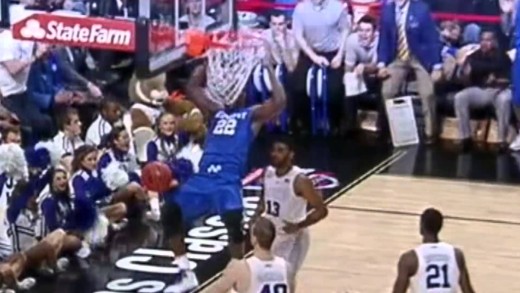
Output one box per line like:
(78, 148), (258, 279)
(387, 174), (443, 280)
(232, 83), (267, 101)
(291, 0), (351, 135)
(455, 31), (512, 152)
(343, 15), (387, 134)
(52, 107), (85, 157)
(377, 0), (442, 144)
(179, 0), (215, 30)
(85, 99), (123, 147)
(0, 28), (53, 143)
(263, 10), (299, 73)
(1, 126), (22, 145)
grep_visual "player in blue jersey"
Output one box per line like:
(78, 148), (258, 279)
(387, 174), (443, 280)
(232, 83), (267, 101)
(161, 61), (286, 292)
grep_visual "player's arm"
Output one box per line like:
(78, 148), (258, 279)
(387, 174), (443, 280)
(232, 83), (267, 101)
(392, 250), (416, 293)
(294, 174), (328, 229)
(251, 64), (287, 124)
(250, 178), (266, 224)
(455, 248), (476, 293)
(185, 64), (224, 117)
(208, 259), (243, 293)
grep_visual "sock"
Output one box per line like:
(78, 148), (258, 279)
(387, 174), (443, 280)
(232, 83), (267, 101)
(175, 255), (190, 271)
(149, 197), (160, 215)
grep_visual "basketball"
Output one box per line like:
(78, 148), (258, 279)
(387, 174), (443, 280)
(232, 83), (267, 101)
(141, 162), (173, 193)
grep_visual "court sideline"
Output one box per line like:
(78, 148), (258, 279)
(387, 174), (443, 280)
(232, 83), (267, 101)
(295, 174), (520, 292)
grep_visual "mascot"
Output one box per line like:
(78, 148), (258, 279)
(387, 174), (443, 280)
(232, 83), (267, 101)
(124, 73), (170, 162)
(163, 92), (206, 171)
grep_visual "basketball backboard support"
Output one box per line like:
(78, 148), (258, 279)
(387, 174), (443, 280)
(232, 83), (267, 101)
(134, 0), (237, 78)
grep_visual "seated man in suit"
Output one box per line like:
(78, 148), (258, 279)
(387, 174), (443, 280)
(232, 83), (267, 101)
(377, 0), (443, 144)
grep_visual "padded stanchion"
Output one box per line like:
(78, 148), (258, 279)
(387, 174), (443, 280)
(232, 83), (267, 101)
(307, 65), (329, 136)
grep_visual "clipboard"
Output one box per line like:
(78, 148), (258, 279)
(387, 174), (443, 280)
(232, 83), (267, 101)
(385, 96), (420, 147)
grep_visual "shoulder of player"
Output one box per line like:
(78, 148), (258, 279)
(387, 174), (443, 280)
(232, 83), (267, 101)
(453, 246), (467, 269)
(398, 249), (418, 275)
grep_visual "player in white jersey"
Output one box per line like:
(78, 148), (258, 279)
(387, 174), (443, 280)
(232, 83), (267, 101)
(392, 208), (475, 293)
(210, 217), (294, 293)
(253, 137), (328, 279)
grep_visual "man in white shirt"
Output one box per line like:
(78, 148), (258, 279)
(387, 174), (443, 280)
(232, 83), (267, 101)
(53, 107), (85, 157)
(0, 27), (53, 140)
(179, 0), (215, 30)
(263, 11), (299, 73)
(86, 99), (123, 147)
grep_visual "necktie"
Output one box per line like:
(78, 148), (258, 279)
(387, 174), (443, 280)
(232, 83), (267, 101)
(397, 8), (410, 61)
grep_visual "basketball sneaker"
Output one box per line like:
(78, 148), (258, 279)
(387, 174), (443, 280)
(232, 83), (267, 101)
(163, 270), (199, 293)
(509, 133), (520, 151)
(17, 277), (36, 290)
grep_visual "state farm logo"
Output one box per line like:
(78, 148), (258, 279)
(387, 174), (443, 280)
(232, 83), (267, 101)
(12, 14), (135, 52)
(20, 19), (131, 45)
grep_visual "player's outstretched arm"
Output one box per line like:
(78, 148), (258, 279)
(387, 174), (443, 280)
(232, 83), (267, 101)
(392, 251), (416, 293)
(185, 64), (224, 116)
(456, 248), (476, 293)
(294, 175), (328, 229)
(251, 65), (287, 124)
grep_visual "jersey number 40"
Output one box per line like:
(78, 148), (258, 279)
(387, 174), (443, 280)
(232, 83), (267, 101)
(426, 264), (451, 289)
(260, 283), (288, 293)
(213, 119), (237, 136)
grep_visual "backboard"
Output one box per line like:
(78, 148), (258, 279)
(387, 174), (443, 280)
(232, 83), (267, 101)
(134, 0), (236, 78)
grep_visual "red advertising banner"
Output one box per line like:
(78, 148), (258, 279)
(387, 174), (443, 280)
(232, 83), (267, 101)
(12, 13), (136, 52)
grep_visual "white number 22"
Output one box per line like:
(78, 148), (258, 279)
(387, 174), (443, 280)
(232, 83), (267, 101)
(213, 119), (237, 135)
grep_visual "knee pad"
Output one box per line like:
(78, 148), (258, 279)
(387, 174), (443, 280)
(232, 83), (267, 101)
(161, 202), (184, 238)
(221, 210), (244, 244)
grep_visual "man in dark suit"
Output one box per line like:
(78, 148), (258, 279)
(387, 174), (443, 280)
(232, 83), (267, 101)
(377, 0), (443, 144)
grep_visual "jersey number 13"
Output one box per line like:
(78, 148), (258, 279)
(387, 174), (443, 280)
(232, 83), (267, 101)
(426, 264), (451, 289)
(213, 119), (237, 136)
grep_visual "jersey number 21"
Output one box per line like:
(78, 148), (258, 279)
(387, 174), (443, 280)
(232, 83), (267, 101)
(213, 119), (237, 136)
(426, 264), (451, 289)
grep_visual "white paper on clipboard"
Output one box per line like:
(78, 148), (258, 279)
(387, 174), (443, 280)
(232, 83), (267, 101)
(344, 72), (367, 97)
(385, 96), (419, 147)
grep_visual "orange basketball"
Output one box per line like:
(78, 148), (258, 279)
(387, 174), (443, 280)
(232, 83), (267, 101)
(141, 161), (173, 193)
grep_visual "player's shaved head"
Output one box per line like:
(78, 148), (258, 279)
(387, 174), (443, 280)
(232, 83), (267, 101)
(420, 208), (443, 235)
(252, 217), (276, 250)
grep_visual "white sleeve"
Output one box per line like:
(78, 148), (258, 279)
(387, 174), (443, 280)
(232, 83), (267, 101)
(0, 33), (17, 63)
(85, 123), (100, 146)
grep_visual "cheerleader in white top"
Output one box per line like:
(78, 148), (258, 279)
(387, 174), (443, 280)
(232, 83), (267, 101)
(0, 143), (28, 260)
(145, 112), (179, 163)
(96, 128), (148, 215)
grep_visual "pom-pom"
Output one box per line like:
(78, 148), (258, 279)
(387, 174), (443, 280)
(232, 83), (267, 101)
(25, 147), (51, 170)
(34, 140), (62, 167)
(0, 143), (28, 180)
(101, 163), (129, 191)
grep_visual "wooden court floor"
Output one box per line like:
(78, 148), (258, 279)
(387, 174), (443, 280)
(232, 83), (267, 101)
(296, 175), (520, 293)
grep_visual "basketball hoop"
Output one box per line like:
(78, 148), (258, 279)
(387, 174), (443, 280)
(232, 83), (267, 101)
(187, 29), (265, 106)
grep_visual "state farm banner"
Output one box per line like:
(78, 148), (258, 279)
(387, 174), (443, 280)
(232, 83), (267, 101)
(12, 13), (136, 52)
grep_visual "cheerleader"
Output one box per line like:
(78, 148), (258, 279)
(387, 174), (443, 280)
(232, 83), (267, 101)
(0, 228), (77, 291)
(146, 112), (179, 162)
(70, 145), (127, 231)
(98, 127), (140, 182)
(6, 145), (60, 254)
(0, 143), (28, 259)
(38, 168), (99, 258)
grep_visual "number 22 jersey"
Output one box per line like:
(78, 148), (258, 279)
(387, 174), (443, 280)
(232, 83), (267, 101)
(200, 108), (255, 181)
(410, 242), (460, 293)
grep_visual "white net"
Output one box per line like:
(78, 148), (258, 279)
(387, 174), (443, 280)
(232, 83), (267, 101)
(205, 31), (265, 106)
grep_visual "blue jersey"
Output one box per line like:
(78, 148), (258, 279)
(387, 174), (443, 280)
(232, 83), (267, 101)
(199, 108), (255, 181)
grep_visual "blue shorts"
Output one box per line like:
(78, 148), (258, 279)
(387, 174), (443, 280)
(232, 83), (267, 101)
(169, 174), (243, 224)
